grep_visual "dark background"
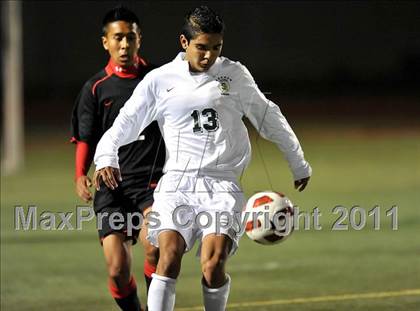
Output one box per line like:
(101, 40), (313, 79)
(4, 1), (420, 133)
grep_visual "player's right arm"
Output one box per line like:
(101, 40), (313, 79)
(71, 80), (101, 202)
(75, 142), (94, 201)
(93, 74), (158, 190)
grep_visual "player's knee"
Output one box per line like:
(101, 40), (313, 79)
(158, 248), (183, 278)
(107, 261), (130, 285)
(201, 252), (227, 286)
(201, 256), (226, 275)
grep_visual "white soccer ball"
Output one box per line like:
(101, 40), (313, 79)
(244, 191), (294, 245)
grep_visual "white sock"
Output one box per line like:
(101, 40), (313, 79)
(202, 274), (231, 311)
(147, 273), (177, 311)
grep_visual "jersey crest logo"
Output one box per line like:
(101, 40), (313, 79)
(104, 99), (113, 107)
(216, 76), (232, 95)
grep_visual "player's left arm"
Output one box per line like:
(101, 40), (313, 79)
(237, 65), (312, 190)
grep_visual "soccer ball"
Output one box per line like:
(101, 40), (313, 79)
(244, 191), (294, 245)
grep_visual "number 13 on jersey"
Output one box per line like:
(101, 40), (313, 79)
(191, 108), (219, 133)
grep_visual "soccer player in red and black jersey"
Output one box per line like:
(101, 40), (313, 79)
(70, 7), (165, 311)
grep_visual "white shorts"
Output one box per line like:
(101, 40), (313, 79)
(147, 172), (246, 256)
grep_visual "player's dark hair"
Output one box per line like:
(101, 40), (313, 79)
(181, 6), (225, 41)
(102, 6), (140, 35)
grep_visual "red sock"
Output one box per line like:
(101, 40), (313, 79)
(108, 275), (137, 298)
(108, 276), (141, 310)
(144, 260), (156, 279)
(144, 260), (156, 294)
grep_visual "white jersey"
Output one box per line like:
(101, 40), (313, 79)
(94, 53), (312, 181)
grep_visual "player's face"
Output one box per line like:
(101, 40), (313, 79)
(180, 33), (223, 72)
(102, 21), (141, 67)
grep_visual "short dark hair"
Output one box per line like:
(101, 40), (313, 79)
(181, 6), (225, 41)
(102, 6), (140, 35)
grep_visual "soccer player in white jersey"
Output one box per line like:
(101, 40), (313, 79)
(93, 6), (312, 311)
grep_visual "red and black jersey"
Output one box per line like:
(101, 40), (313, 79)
(71, 57), (165, 179)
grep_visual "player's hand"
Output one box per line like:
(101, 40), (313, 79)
(294, 177), (310, 192)
(75, 175), (93, 202)
(93, 166), (122, 191)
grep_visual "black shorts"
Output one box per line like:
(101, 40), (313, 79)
(93, 176), (158, 244)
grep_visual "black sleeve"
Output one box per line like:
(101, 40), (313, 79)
(70, 81), (101, 145)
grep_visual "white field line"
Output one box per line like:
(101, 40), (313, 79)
(176, 288), (420, 310)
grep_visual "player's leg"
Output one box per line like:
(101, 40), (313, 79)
(200, 234), (232, 311)
(103, 232), (143, 311)
(127, 175), (161, 296)
(139, 206), (159, 294)
(147, 230), (185, 311)
(196, 176), (245, 310)
(95, 182), (144, 311)
(146, 173), (197, 311)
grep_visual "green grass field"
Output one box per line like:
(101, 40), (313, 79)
(1, 125), (420, 310)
